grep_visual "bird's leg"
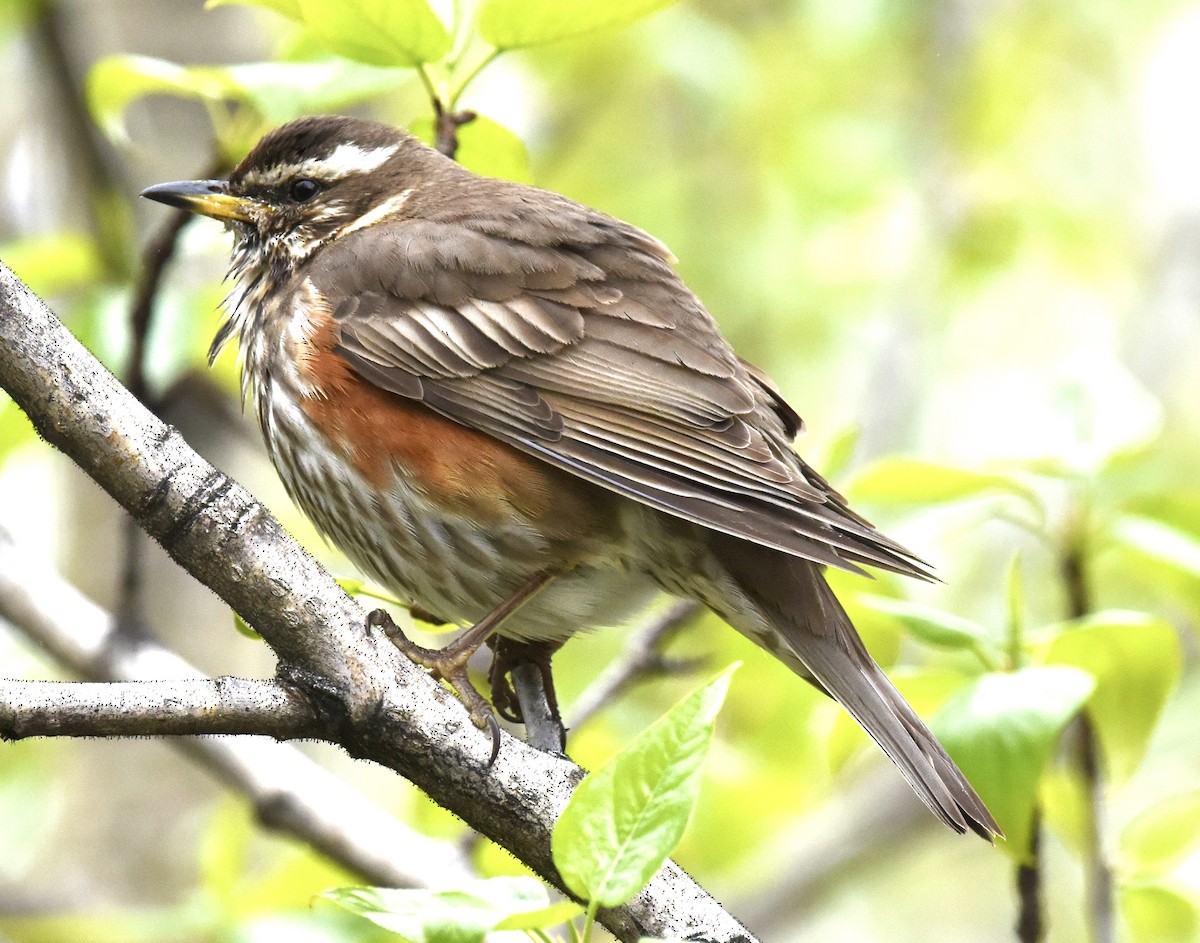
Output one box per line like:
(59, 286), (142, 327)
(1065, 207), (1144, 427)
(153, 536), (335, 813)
(368, 571), (555, 763)
(488, 637), (567, 753)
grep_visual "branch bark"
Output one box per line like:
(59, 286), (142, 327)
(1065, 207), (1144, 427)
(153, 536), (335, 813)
(0, 523), (473, 891)
(0, 262), (757, 943)
(0, 677), (322, 739)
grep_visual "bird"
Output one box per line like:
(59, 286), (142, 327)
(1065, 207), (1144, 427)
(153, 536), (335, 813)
(143, 114), (999, 840)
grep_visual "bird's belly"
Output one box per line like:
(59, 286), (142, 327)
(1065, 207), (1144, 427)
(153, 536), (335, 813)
(262, 388), (660, 642)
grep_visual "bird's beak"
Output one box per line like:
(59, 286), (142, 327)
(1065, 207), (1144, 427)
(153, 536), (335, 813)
(141, 179), (256, 223)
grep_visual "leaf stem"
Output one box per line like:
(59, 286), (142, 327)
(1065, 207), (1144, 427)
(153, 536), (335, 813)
(416, 62), (441, 111)
(448, 47), (500, 110)
(581, 901), (598, 943)
(970, 641), (1002, 673)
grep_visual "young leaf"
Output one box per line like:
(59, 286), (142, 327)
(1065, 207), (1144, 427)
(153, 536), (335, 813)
(1045, 611), (1181, 782)
(222, 60), (406, 125)
(297, 0), (451, 68)
(232, 611), (263, 640)
(335, 577), (366, 596)
(846, 457), (1040, 511)
(857, 594), (991, 651)
(817, 424), (860, 483)
(322, 877), (547, 942)
(1122, 792), (1200, 876)
(87, 55), (233, 140)
(492, 900), (584, 930)
(1113, 515), (1200, 578)
(1119, 881), (1199, 943)
(1039, 766), (1094, 860)
(932, 666), (1095, 858)
(479, 0), (682, 50)
(552, 664), (737, 908)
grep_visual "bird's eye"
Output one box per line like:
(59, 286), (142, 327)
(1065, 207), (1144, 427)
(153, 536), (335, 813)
(287, 178), (321, 203)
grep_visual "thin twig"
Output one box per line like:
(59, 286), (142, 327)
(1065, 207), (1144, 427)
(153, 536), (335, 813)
(1016, 809), (1044, 943)
(1076, 715), (1115, 943)
(737, 768), (930, 934)
(127, 191), (213, 403)
(433, 101), (477, 161)
(31, 0), (131, 280)
(567, 600), (704, 731)
(118, 160), (227, 633)
(1062, 535), (1114, 943)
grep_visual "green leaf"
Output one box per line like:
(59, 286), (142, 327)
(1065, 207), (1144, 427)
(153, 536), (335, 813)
(479, 0), (682, 49)
(297, 0), (450, 67)
(932, 666), (1095, 858)
(222, 60), (407, 125)
(1113, 515), (1200, 578)
(87, 55), (234, 140)
(89, 53), (405, 142)
(322, 877), (547, 942)
(408, 115), (532, 183)
(1045, 611), (1181, 782)
(232, 611), (263, 640)
(492, 900), (584, 930)
(857, 594), (990, 651)
(1119, 881), (1199, 943)
(0, 232), (102, 297)
(206, 0), (303, 18)
(1122, 792), (1200, 876)
(552, 664), (737, 907)
(1039, 766), (1093, 860)
(818, 424), (860, 483)
(846, 457), (1040, 510)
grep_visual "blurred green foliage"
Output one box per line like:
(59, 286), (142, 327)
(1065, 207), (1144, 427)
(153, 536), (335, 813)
(2, 0), (1200, 940)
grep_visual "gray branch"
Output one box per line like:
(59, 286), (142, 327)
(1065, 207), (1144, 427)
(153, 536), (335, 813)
(0, 677), (322, 739)
(0, 523), (473, 890)
(0, 261), (757, 943)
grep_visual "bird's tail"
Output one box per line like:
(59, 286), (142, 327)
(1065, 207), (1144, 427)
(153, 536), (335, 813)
(708, 533), (1000, 840)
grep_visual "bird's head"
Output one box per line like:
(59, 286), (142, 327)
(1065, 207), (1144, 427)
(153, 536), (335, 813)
(142, 115), (438, 269)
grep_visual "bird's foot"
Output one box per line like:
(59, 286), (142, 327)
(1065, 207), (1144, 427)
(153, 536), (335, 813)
(488, 637), (567, 755)
(367, 572), (557, 765)
(368, 608), (502, 764)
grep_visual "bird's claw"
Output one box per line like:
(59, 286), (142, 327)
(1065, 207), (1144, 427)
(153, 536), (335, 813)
(368, 607), (503, 765)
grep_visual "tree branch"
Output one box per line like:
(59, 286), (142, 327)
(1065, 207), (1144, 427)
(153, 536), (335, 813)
(0, 262), (757, 943)
(0, 677), (322, 739)
(0, 524), (473, 890)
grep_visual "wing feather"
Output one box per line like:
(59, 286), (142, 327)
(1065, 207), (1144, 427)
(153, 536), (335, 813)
(307, 203), (930, 579)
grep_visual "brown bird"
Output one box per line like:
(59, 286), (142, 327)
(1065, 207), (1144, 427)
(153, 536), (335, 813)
(144, 115), (998, 839)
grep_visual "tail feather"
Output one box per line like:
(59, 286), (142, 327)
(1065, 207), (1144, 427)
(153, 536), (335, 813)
(709, 534), (1000, 840)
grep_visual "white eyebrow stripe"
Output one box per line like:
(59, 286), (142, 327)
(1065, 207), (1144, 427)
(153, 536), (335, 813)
(241, 142), (400, 188)
(319, 142), (400, 177)
(338, 188), (415, 237)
